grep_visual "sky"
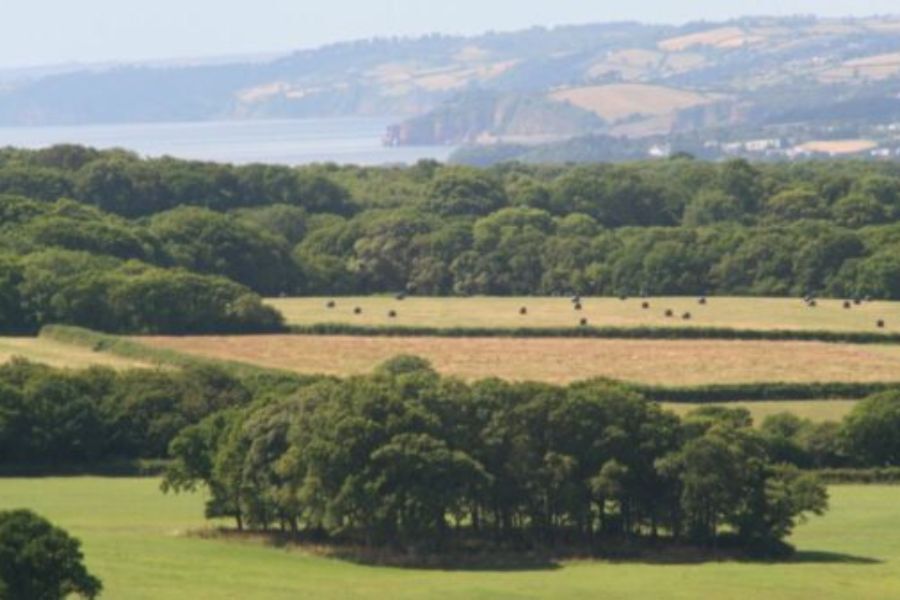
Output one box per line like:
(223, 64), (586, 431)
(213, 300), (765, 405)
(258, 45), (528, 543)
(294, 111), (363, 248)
(2, 0), (899, 69)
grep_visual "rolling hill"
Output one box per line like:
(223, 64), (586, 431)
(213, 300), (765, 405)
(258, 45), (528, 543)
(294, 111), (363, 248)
(4, 16), (900, 157)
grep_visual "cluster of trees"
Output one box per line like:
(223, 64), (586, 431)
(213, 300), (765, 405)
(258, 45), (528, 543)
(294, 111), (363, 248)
(162, 357), (841, 556)
(3, 147), (900, 333)
(0, 510), (101, 599)
(0, 359), (309, 467)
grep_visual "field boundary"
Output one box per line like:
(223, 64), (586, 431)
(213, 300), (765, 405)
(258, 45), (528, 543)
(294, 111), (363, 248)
(287, 323), (900, 345)
(635, 382), (897, 403)
(39, 325), (305, 380)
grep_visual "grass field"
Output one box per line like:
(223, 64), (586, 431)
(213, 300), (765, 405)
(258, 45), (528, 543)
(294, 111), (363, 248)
(139, 334), (900, 386)
(0, 478), (897, 599)
(0, 337), (148, 370)
(663, 400), (858, 423)
(548, 84), (718, 121)
(266, 297), (899, 334)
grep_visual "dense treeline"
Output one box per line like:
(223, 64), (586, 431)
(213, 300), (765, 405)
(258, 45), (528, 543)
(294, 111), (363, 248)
(159, 357), (899, 556)
(3, 354), (899, 553)
(0, 358), (313, 468)
(3, 146), (900, 332)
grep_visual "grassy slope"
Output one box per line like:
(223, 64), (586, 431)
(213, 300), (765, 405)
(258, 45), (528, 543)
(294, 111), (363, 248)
(0, 478), (897, 599)
(0, 337), (148, 370)
(267, 297), (900, 334)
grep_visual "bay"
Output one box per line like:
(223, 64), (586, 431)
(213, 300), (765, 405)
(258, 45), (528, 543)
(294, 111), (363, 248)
(0, 117), (454, 166)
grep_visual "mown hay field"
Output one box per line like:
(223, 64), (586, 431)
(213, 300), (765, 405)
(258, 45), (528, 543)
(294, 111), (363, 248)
(0, 337), (148, 370)
(0, 478), (897, 599)
(138, 335), (900, 386)
(266, 296), (900, 334)
(549, 84), (718, 121)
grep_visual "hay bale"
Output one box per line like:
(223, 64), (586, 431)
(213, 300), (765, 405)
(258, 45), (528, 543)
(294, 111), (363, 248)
(395, 293), (406, 301)
(574, 303), (583, 311)
(843, 301), (852, 310)
(853, 298), (863, 306)
(520, 307), (528, 316)
(698, 297), (707, 305)
(388, 310), (398, 318)
(580, 318), (589, 327)
(807, 300), (817, 308)
(682, 312), (692, 320)
(878, 320), (886, 329)
(665, 309), (674, 318)
(354, 307), (362, 315)
(642, 302), (650, 310)
(326, 300), (336, 309)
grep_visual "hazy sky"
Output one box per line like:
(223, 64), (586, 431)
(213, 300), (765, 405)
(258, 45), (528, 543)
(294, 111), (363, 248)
(2, 0), (899, 68)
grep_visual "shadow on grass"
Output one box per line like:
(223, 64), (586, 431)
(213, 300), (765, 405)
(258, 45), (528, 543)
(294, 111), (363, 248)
(191, 530), (882, 571)
(790, 550), (882, 565)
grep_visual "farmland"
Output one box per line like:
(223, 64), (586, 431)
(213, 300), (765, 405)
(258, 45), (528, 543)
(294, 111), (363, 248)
(266, 297), (899, 334)
(0, 336), (149, 370)
(0, 478), (897, 599)
(138, 334), (900, 386)
(663, 400), (858, 423)
(548, 84), (719, 122)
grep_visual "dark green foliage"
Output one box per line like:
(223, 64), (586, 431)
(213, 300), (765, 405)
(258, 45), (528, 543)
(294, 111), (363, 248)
(841, 391), (900, 466)
(287, 323), (900, 345)
(163, 359), (830, 555)
(0, 510), (101, 599)
(4, 147), (900, 333)
(0, 359), (257, 467)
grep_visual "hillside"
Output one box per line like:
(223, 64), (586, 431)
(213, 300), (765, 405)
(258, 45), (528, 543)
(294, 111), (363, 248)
(3, 15), (900, 158)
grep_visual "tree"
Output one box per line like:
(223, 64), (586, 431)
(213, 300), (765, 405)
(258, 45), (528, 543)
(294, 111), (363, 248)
(841, 391), (900, 466)
(0, 510), (101, 599)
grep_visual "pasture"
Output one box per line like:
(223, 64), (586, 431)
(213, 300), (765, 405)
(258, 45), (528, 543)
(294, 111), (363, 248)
(663, 400), (858, 423)
(0, 337), (148, 370)
(266, 296), (899, 334)
(0, 478), (897, 599)
(548, 84), (717, 121)
(139, 334), (900, 386)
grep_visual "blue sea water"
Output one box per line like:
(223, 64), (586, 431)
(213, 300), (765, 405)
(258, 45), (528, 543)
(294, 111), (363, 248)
(0, 117), (454, 166)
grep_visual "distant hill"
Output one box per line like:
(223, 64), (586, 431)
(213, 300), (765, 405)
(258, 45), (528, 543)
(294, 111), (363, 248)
(4, 16), (900, 159)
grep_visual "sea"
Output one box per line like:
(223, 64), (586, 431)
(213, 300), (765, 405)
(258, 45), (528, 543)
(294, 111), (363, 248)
(0, 117), (455, 166)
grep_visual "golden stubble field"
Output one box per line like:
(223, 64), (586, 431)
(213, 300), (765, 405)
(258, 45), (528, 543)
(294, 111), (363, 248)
(138, 335), (900, 386)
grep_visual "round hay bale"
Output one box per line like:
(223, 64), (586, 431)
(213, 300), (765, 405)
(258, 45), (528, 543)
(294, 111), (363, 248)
(395, 293), (406, 301)
(665, 309), (674, 318)
(353, 307), (363, 315)
(682, 312), (692, 320)
(642, 302), (650, 310)
(574, 303), (583, 311)
(843, 301), (852, 310)
(853, 298), (863, 306)
(808, 300), (818, 308)
(326, 300), (336, 309)
(698, 297), (707, 305)
(878, 320), (886, 329)
(580, 318), (589, 327)
(388, 310), (398, 318)
(520, 307), (528, 316)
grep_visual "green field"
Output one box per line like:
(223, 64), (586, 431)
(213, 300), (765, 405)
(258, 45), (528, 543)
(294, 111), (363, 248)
(663, 400), (858, 423)
(0, 337), (149, 370)
(267, 296), (900, 333)
(0, 478), (898, 599)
